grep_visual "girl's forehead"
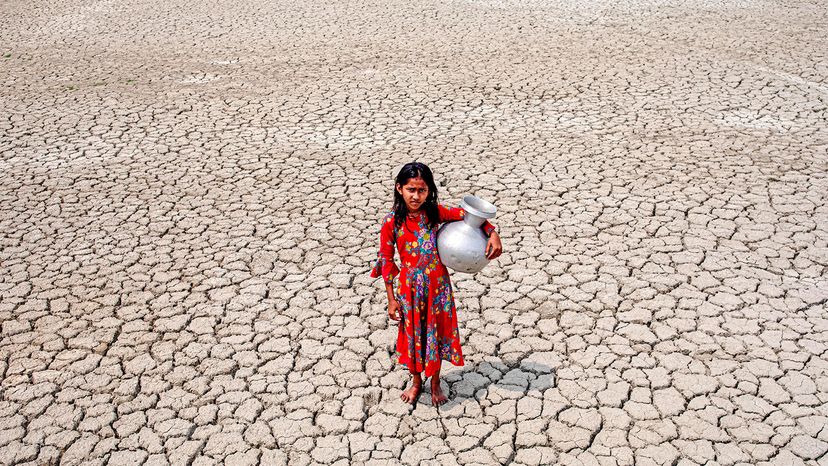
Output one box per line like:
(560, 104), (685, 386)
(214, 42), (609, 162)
(402, 177), (428, 188)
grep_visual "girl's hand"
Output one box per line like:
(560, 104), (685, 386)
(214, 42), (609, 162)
(486, 231), (503, 260)
(388, 298), (401, 321)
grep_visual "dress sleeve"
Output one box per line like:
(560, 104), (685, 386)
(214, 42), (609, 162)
(437, 204), (497, 237)
(481, 220), (497, 237)
(370, 213), (400, 285)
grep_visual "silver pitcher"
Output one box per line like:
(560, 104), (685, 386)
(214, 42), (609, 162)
(437, 195), (497, 273)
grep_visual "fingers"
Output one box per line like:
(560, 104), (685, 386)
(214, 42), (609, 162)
(388, 303), (401, 321)
(486, 242), (502, 260)
(487, 245), (502, 260)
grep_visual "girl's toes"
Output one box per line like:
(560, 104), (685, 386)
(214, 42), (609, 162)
(431, 389), (448, 406)
(401, 384), (421, 404)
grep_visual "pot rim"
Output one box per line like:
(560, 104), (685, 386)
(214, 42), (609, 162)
(460, 195), (496, 219)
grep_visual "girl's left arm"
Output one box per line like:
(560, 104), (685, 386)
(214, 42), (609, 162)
(437, 204), (502, 259)
(437, 203), (496, 235)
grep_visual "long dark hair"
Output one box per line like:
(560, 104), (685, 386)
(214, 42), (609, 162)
(393, 162), (439, 231)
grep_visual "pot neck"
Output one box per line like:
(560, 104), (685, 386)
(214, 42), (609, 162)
(464, 212), (486, 228)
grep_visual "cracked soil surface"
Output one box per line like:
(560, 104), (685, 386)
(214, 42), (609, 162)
(1, 0), (828, 464)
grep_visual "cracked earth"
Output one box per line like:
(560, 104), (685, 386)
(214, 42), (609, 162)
(1, 0), (827, 464)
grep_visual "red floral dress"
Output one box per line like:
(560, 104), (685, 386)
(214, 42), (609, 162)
(371, 204), (496, 377)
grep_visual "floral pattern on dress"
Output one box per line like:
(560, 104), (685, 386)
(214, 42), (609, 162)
(370, 204), (496, 377)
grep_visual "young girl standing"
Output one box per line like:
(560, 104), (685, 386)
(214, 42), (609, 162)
(371, 162), (502, 406)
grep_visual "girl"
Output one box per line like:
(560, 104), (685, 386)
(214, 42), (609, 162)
(370, 162), (503, 406)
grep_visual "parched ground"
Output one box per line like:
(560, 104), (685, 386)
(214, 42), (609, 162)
(1, 0), (827, 464)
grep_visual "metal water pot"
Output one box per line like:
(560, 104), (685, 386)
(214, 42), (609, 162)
(437, 195), (497, 273)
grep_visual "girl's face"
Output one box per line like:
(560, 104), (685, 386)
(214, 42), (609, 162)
(396, 177), (429, 213)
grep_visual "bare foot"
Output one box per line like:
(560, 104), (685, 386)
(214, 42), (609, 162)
(401, 378), (422, 404)
(431, 379), (448, 406)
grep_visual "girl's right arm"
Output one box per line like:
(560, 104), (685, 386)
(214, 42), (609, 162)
(370, 213), (401, 317)
(384, 281), (400, 321)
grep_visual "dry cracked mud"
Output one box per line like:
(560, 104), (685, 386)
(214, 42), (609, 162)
(1, 0), (827, 464)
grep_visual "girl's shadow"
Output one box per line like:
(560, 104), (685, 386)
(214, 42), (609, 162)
(412, 355), (558, 411)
